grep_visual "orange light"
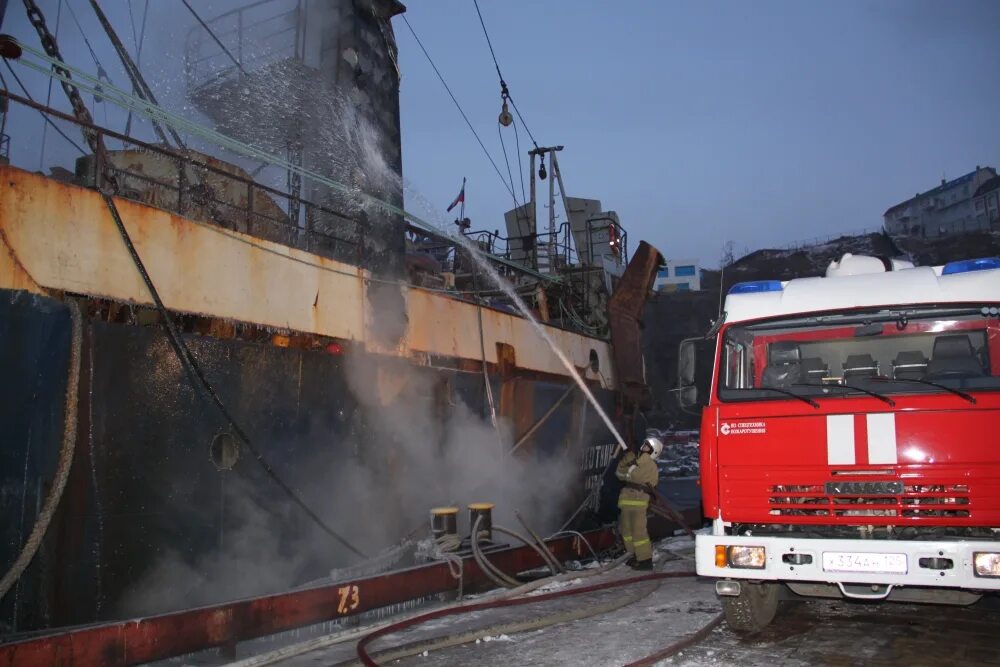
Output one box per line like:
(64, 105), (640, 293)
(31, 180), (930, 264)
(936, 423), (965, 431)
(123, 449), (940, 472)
(271, 334), (291, 348)
(715, 545), (727, 568)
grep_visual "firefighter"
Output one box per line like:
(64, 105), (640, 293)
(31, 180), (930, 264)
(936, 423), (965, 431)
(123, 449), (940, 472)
(615, 436), (663, 570)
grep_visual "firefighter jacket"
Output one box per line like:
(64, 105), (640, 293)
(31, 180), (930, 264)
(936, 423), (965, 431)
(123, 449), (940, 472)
(615, 451), (659, 504)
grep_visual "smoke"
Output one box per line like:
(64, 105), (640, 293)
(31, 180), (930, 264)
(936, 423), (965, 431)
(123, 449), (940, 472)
(62, 1), (598, 619)
(119, 343), (588, 618)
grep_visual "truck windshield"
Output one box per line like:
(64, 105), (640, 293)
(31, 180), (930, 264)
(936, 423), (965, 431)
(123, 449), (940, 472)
(718, 306), (1000, 402)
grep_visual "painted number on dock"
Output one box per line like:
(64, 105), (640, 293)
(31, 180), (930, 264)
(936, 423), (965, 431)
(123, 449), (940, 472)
(337, 585), (360, 614)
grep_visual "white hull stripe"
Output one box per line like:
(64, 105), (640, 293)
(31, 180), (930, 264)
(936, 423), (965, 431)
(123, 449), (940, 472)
(826, 414), (855, 465)
(825, 413), (898, 466)
(866, 413), (898, 464)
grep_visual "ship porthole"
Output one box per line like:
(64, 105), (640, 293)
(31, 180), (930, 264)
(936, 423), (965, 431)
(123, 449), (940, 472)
(210, 432), (240, 470)
(589, 349), (600, 372)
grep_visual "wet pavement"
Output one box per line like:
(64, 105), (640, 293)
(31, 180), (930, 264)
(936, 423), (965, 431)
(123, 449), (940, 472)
(210, 536), (1000, 667)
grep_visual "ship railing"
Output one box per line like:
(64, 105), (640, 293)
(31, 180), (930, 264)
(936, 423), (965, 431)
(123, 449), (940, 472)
(459, 221), (585, 274)
(3, 91), (582, 291)
(582, 216), (627, 268)
(2, 91), (365, 267)
(185, 0), (304, 92)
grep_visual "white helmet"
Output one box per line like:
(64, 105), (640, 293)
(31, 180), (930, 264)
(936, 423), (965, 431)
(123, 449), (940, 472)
(642, 436), (664, 460)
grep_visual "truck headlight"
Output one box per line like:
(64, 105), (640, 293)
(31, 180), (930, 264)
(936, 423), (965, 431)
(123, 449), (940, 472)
(727, 545), (766, 569)
(973, 552), (1000, 578)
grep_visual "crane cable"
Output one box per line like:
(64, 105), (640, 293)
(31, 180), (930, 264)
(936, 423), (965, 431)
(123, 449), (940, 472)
(37, 0), (62, 169)
(472, 0), (540, 151)
(87, 0), (182, 148)
(2, 59), (86, 155)
(124, 0), (149, 137)
(399, 14), (520, 211)
(63, 0), (112, 95)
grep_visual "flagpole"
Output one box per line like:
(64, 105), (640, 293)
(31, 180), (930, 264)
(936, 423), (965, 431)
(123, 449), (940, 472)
(459, 177), (466, 220)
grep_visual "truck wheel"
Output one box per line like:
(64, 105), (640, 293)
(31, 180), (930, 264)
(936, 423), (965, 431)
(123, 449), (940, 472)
(721, 582), (780, 635)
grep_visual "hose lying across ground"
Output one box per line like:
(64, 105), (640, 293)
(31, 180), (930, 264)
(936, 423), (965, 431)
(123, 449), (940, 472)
(224, 553), (633, 667)
(226, 537), (720, 667)
(355, 570), (700, 666)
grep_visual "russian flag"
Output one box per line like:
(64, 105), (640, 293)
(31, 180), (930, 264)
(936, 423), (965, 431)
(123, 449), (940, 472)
(446, 178), (466, 212)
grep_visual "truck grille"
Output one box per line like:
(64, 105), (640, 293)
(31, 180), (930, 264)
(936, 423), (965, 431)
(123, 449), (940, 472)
(768, 484), (971, 518)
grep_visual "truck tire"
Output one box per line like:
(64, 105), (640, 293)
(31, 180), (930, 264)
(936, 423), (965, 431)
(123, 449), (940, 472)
(721, 582), (779, 635)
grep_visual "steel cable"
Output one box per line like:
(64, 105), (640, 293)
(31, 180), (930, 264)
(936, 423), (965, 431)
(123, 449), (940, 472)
(100, 193), (367, 559)
(399, 14), (518, 204)
(0, 299), (81, 601)
(472, 0), (540, 150)
(2, 61), (85, 154)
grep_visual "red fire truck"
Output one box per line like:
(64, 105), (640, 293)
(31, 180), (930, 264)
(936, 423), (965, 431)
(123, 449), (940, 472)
(679, 254), (1000, 634)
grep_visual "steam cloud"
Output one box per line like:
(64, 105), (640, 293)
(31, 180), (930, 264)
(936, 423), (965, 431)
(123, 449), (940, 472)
(120, 349), (587, 616)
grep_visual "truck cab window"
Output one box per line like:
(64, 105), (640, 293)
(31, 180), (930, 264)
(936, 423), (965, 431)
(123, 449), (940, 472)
(718, 306), (1000, 402)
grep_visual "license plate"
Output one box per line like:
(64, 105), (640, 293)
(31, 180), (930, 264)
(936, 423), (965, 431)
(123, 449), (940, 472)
(822, 552), (907, 574)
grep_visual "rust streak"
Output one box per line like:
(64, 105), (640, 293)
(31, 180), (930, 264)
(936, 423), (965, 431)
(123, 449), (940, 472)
(0, 225), (44, 293)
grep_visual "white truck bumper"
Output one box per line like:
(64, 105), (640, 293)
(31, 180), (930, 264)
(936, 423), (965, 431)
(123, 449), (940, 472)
(696, 533), (1000, 591)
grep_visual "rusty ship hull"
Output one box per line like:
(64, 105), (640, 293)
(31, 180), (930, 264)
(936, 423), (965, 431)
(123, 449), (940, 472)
(0, 165), (632, 631)
(0, 0), (663, 637)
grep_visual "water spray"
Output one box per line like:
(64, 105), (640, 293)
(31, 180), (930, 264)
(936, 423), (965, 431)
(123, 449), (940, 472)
(9, 36), (632, 453)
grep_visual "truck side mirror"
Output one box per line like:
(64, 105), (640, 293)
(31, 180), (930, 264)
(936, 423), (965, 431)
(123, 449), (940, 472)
(678, 338), (698, 409)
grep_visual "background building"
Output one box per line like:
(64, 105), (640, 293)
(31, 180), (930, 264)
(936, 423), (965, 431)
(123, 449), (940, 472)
(883, 166), (997, 239)
(973, 175), (1000, 231)
(654, 259), (701, 292)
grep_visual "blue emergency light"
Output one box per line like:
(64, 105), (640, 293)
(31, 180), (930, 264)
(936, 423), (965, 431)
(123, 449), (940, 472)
(728, 280), (783, 295)
(941, 257), (1000, 275)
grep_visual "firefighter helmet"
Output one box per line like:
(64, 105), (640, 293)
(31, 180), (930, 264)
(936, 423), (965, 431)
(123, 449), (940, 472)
(642, 436), (664, 460)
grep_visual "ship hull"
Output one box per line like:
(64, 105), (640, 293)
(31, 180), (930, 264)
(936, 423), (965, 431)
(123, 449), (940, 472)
(0, 288), (617, 631)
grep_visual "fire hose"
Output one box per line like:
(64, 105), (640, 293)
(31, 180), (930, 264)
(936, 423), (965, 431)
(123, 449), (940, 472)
(354, 570), (700, 667)
(223, 552), (633, 667)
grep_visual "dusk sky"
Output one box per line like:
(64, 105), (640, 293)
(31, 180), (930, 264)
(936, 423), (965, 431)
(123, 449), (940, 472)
(2, 1), (998, 267)
(398, 0), (1000, 266)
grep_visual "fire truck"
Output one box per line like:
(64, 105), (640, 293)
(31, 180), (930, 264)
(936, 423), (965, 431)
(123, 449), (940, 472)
(678, 254), (1000, 634)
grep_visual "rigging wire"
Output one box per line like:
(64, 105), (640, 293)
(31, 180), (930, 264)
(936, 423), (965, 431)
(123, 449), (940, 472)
(472, 0), (540, 150)
(512, 116), (527, 204)
(37, 0), (63, 169)
(87, 0), (181, 148)
(399, 14), (519, 206)
(63, 0), (110, 84)
(180, 0), (247, 76)
(124, 0), (149, 138)
(496, 121), (520, 210)
(2, 60), (85, 155)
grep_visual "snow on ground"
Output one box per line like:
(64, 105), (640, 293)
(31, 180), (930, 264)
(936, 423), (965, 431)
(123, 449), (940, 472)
(198, 532), (1000, 666)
